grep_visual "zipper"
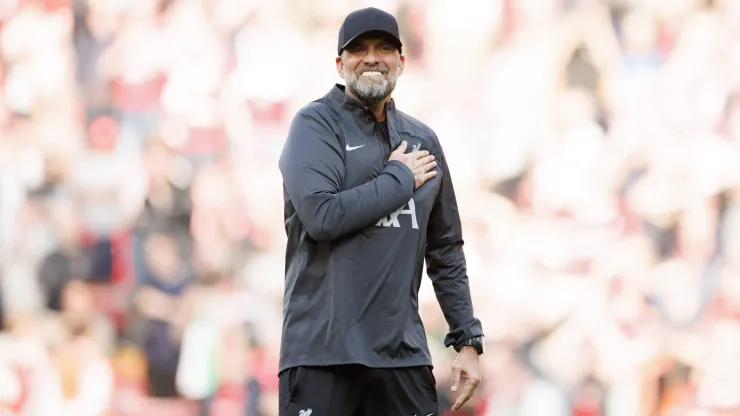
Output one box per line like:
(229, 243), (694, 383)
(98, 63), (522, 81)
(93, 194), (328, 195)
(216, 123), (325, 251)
(374, 115), (391, 166)
(366, 105), (396, 166)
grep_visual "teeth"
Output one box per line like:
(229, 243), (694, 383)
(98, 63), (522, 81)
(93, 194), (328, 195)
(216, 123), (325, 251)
(361, 71), (382, 77)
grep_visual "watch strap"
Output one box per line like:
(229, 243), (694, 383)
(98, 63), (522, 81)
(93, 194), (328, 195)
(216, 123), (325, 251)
(455, 335), (484, 355)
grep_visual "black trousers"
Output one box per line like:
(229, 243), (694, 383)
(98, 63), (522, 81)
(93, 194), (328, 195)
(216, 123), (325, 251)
(278, 365), (439, 416)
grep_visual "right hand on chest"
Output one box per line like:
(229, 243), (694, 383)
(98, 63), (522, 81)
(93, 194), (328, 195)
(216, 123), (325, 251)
(388, 141), (437, 189)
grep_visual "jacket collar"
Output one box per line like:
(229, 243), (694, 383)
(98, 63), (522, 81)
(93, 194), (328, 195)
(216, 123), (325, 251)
(328, 84), (397, 119)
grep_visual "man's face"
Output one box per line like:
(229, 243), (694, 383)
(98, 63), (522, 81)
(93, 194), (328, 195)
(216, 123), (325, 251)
(336, 34), (405, 107)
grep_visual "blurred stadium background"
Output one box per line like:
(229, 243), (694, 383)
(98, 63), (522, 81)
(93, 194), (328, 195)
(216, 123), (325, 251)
(1, 0), (740, 414)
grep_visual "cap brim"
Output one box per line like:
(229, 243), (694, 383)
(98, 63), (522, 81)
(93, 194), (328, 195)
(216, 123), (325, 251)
(339, 29), (402, 55)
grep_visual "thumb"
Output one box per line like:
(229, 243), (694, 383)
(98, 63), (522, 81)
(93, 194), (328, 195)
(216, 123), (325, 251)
(450, 364), (462, 392)
(393, 140), (408, 154)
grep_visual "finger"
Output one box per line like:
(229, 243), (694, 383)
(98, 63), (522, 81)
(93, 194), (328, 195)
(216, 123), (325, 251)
(451, 376), (480, 411)
(450, 364), (462, 393)
(421, 160), (438, 172)
(392, 141), (408, 154)
(419, 170), (437, 184)
(417, 154), (435, 165)
(412, 150), (430, 159)
(413, 165), (437, 179)
(410, 158), (435, 174)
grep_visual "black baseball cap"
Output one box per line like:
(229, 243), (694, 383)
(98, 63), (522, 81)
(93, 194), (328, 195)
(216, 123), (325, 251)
(337, 7), (402, 56)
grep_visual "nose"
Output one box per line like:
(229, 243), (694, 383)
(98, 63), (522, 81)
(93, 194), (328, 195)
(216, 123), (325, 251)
(362, 47), (380, 65)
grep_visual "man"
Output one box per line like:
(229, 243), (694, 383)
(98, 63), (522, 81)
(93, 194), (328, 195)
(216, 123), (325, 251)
(278, 7), (484, 416)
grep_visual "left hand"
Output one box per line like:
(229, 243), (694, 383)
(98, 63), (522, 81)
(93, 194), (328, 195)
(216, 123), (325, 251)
(450, 346), (481, 411)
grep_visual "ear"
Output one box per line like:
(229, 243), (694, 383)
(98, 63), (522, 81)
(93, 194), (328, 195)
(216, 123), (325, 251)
(336, 56), (345, 79)
(398, 55), (405, 76)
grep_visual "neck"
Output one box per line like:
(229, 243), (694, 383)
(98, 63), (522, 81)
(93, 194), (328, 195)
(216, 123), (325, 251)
(370, 100), (388, 122)
(345, 89), (391, 121)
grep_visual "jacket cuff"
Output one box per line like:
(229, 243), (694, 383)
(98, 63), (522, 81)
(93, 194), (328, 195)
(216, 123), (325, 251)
(384, 160), (415, 193)
(443, 319), (484, 350)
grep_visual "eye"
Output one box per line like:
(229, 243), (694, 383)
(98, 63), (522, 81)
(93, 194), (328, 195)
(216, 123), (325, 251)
(346, 44), (366, 54)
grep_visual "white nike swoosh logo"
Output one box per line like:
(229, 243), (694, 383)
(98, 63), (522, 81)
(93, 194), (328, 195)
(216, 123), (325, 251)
(346, 143), (365, 151)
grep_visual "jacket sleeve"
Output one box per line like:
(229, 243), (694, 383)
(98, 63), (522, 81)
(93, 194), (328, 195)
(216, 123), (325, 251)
(425, 144), (484, 349)
(279, 105), (416, 242)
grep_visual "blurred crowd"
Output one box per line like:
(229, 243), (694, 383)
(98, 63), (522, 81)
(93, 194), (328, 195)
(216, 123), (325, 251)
(0, 0), (739, 415)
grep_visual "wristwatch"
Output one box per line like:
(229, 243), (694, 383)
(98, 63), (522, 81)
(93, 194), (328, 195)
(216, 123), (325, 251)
(455, 335), (485, 355)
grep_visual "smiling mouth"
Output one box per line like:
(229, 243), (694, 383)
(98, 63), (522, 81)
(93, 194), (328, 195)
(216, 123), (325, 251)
(360, 70), (384, 78)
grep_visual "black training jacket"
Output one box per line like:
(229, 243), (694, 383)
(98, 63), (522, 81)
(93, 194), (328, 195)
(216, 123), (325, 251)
(278, 84), (483, 372)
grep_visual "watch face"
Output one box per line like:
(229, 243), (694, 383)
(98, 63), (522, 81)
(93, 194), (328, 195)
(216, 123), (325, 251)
(476, 336), (485, 354)
(461, 336), (485, 354)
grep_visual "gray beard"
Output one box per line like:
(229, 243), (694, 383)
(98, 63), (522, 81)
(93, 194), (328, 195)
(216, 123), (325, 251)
(344, 71), (397, 107)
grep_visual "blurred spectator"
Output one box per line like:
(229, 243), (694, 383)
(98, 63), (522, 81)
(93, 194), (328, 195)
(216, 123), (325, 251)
(38, 209), (91, 311)
(136, 139), (192, 236)
(45, 280), (115, 415)
(132, 232), (191, 399)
